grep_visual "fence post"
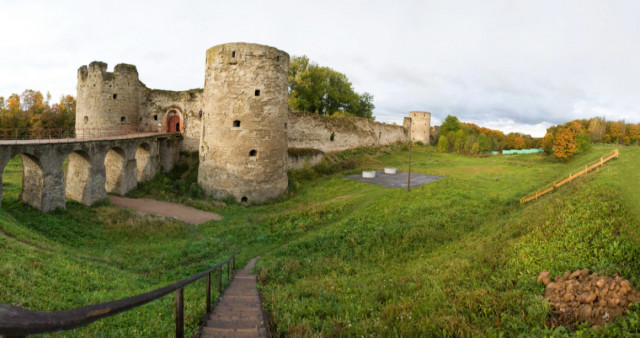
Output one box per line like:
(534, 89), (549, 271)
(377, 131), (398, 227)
(218, 267), (223, 294)
(175, 288), (184, 338)
(206, 272), (211, 312)
(227, 261), (230, 282)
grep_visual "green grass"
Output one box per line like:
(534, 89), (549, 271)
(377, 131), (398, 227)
(2, 144), (639, 336)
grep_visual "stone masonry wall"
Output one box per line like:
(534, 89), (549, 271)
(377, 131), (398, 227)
(198, 43), (290, 203)
(287, 111), (408, 153)
(147, 89), (204, 152)
(409, 111), (431, 143)
(76, 62), (146, 137)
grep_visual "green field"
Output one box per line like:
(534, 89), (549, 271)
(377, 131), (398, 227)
(1, 145), (639, 336)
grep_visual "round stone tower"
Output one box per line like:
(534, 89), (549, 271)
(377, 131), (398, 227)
(76, 62), (144, 137)
(198, 43), (290, 203)
(409, 111), (431, 143)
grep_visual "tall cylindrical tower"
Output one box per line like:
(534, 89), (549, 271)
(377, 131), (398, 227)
(409, 111), (431, 143)
(198, 43), (290, 203)
(76, 62), (144, 137)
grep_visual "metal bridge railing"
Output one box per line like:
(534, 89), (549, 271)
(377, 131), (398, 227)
(0, 254), (236, 337)
(0, 126), (178, 145)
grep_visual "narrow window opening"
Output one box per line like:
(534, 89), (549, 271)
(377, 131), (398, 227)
(153, 115), (158, 121)
(232, 51), (236, 58)
(276, 55), (280, 61)
(84, 116), (88, 124)
(255, 89), (260, 96)
(249, 149), (257, 157)
(284, 122), (287, 129)
(139, 117), (142, 122)
(199, 110), (203, 118)
(330, 132), (335, 142)
(241, 196), (248, 203)
(233, 120), (241, 127)
(120, 116), (126, 123)
(112, 93), (117, 99)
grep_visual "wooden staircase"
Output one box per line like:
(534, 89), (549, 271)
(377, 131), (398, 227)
(199, 257), (268, 338)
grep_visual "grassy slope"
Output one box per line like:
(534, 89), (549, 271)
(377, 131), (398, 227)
(1, 145), (639, 336)
(256, 145), (640, 336)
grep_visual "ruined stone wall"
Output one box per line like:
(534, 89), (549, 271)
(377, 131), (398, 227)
(147, 89), (204, 152)
(76, 62), (146, 137)
(198, 43), (290, 203)
(409, 111), (431, 143)
(287, 112), (408, 153)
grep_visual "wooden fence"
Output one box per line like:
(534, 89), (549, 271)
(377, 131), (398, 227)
(520, 149), (619, 204)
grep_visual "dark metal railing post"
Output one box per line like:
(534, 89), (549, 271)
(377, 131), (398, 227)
(227, 261), (230, 282)
(218, 267), (222, 294)
(206, 273), (211, 312)
(175, 288), (184, 338)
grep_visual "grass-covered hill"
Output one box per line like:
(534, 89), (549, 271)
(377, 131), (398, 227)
(1, 145), (639, 336)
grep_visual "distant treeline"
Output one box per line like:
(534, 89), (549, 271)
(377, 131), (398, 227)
(542, 117), (640, 160)
(431, 115), (640, 161)
(0, 90), (76, 131)
(431, 115), (538, 155)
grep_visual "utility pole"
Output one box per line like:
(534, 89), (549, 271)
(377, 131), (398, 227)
(408, 117), (412, 191)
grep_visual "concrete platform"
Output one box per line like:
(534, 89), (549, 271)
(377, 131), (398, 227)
(345, 170), (443, 189)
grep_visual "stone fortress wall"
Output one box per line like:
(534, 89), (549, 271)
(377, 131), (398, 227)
(75, 42), (430, 203)
(287, 111), (408, 153)
(76, 62), (204, 152)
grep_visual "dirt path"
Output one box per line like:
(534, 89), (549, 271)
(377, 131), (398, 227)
(108, 196), (222, 225)
(200, 257), (267, 337)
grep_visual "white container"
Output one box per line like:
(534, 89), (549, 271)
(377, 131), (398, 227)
(362, 170), (376, 178)
(384, 167), (396, 174)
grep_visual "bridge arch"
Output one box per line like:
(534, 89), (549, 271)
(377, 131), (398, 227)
(64, 150), (92, 205)
(104, 147), (127, 195)
(17, 153), (45, 210)
(136, 142), (153, 183)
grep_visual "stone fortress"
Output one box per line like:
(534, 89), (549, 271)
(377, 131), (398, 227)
(75, 42), (432, 203)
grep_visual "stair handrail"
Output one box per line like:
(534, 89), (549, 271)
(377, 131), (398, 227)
(0, 254), (235, 337)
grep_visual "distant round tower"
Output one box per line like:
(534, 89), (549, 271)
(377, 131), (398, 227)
(198, 43), (290, 203)
(76, 62), (144, 137)
(409, 111), (431, 143)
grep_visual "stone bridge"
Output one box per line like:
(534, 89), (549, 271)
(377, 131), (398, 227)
(0, 133), (181, 212)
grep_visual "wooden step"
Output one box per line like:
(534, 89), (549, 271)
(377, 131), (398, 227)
(200, 326), (266, 337)
(205, 317), (264, 329)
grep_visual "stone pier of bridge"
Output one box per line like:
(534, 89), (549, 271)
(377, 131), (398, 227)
(0, 134), (181, 212)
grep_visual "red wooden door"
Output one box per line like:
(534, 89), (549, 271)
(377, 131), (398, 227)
(168, 116), (180, 132)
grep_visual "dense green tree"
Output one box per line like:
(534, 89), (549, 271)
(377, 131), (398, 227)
(576, 133), (592, 152)
(439, 115), (461, 136)
(436, 135), (449, 153)
(288, 55), (374, 119)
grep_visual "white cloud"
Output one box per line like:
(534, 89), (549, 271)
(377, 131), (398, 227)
(1, 0), (639, 133)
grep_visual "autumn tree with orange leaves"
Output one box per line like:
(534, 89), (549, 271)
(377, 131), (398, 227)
(553, 128), (577, 160)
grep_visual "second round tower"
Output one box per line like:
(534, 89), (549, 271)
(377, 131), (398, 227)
(198, 43), (290, 203)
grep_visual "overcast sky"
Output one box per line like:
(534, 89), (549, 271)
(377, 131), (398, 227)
(1, 0), (639, 137)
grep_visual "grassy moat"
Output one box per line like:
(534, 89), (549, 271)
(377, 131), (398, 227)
(1, 144), (639, 336)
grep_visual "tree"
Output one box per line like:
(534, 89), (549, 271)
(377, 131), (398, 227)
(576, 133), (592, 152)
(7, 93), (20, 112)
(588, 117), (605, 143)
(542, 132), (555, 155)
(22, 89), (45, 114)
(439, 115), (461, 136)
(453, 129), (466, 153)
(436, 135), (449, 153)
(553, 128), (577, 160)
(288, 55), (374, 119)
